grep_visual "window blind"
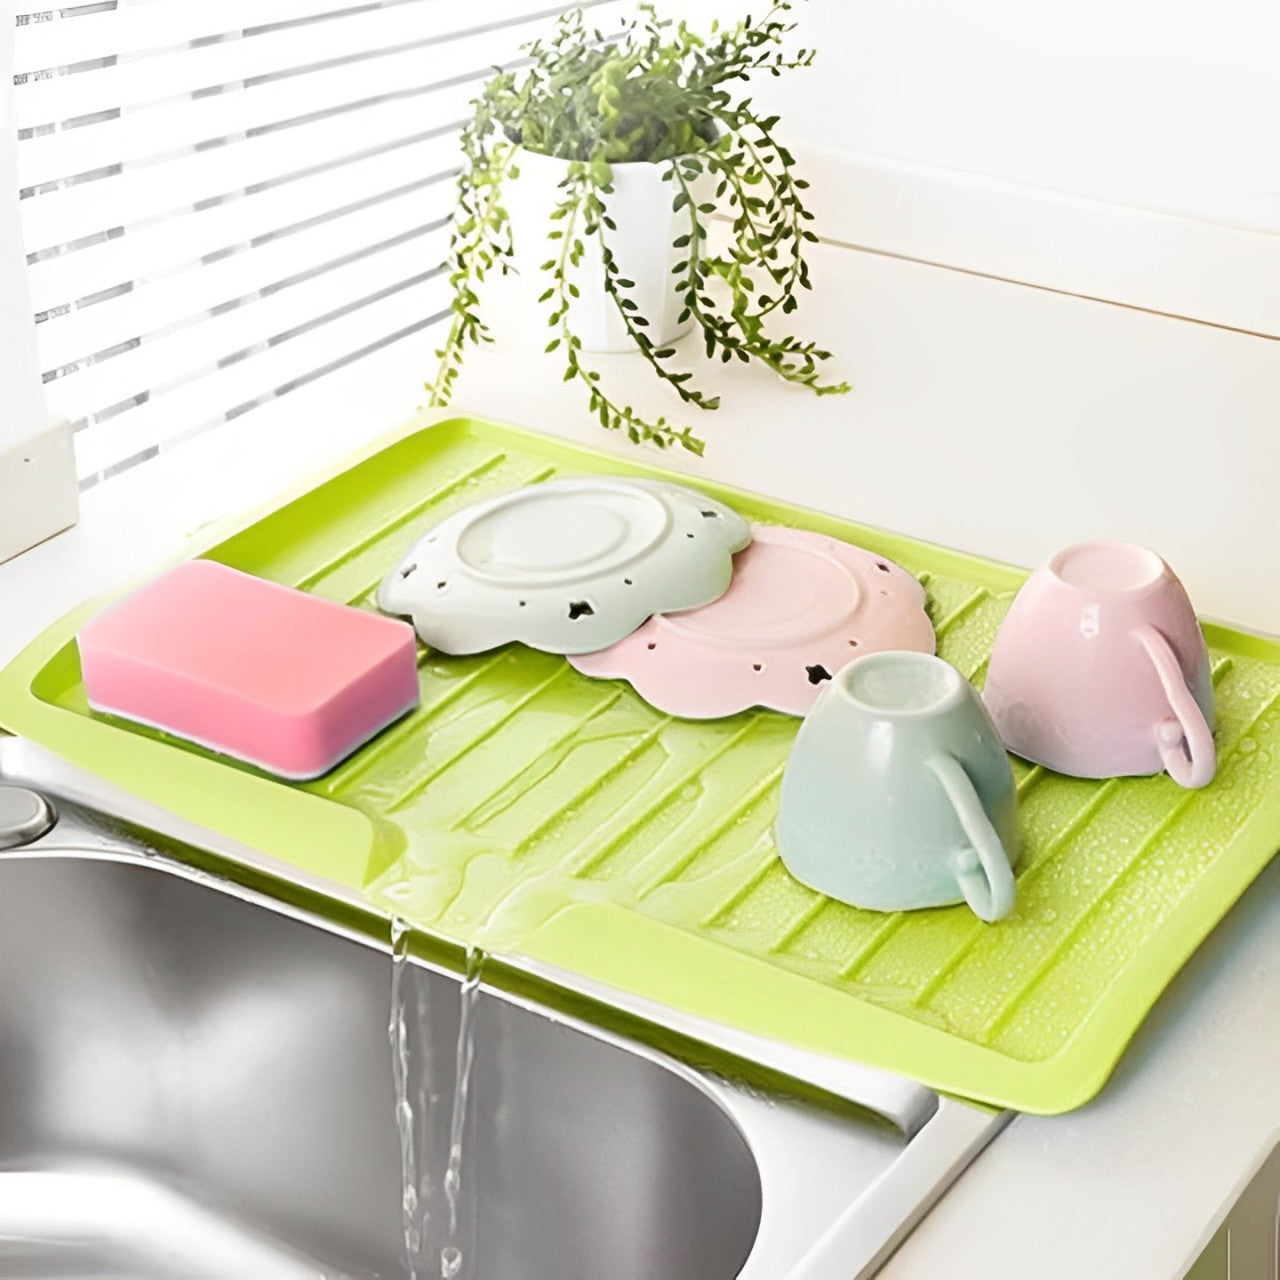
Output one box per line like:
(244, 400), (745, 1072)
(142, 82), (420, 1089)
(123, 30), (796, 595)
(12, 0), (622, 488)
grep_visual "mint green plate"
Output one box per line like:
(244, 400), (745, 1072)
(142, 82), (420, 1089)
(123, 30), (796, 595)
(3, 417), (1279, 1114)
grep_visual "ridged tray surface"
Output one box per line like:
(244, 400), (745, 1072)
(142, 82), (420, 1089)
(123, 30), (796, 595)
(3, 418), (1278, 1114)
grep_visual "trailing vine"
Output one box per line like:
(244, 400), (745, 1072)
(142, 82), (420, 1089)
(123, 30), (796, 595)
(428, 1), (848, 454)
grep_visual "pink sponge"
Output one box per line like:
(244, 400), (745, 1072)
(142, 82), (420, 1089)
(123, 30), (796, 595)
(77, 560), (419, 779)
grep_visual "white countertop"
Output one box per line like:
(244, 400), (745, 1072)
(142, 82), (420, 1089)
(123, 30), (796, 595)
(1, 239), (1276, 1278)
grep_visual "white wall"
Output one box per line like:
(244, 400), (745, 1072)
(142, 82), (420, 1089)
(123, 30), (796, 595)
(685, 0), (1280, 231)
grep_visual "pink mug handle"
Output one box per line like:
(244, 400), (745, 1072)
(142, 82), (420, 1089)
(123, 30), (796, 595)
(1136, 626), (1215, 789)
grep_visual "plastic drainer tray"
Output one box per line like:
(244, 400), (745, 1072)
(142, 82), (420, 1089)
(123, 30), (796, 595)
(3, 417), (1278, 1115)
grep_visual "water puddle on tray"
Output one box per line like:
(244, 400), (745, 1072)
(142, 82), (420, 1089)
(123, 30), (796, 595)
(388, 920), (484, 1280)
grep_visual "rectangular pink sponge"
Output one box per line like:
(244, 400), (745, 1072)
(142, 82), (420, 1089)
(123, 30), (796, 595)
(77, 560), (420, 779)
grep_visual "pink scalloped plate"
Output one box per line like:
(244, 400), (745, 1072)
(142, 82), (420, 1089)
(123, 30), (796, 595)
(568, 525), (937, 717)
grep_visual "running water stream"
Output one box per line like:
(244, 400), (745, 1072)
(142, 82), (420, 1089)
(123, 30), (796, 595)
(440, 945), (483, 1279)
(388, 918), (429, 1278)
(388, 919), (483, 1280)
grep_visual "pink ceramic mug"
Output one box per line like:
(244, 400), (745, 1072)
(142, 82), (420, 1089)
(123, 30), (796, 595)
(982, 541), (1215, 788)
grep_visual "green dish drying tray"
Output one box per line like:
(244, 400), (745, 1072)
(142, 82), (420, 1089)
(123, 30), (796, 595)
(3, 417), (1279, 1116)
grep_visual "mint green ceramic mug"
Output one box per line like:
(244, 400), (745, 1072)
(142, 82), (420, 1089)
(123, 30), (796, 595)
(776, 651), (1021, 922)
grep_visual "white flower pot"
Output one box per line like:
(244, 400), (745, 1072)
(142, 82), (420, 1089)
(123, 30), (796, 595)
(502, 145), (697, 354)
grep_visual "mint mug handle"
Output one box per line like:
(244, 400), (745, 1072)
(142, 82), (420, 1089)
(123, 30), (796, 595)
(927, 754), (1016, 923)
(1135, 626), (1216, 789)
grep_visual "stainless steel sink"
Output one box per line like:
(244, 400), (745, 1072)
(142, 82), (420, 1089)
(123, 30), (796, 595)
(0, 738), (1007, 1279)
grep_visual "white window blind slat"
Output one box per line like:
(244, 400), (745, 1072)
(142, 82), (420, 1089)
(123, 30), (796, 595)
(14, 0), (386, 72)
(21, 57), (486, 250)
(11, 0), (625, 486)
(74, 271), (450, 479)
(17, 25), (487, 191)
(44, 209), (450, 414)
(33, 170), (460, 373)
(24, 113), (460, 307)
(30, 141), (457, 361)
(14, 0), (560, 129)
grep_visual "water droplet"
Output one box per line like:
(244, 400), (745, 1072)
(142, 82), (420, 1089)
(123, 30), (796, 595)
(441, 1246), (464, 1278)
(1239, 737), (1258, 754)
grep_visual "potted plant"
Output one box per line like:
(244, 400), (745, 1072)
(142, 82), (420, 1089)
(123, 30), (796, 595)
(427, 1), (848, 455)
